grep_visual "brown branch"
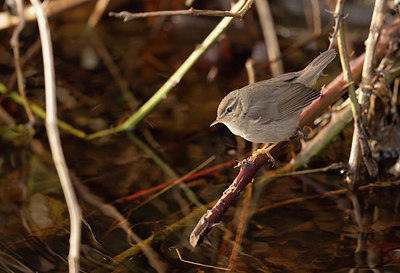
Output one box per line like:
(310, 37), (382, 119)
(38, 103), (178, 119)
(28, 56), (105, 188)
(190, 153), (269, 247)
(109, 0), (255, 22)
(109, 9), (241, 21)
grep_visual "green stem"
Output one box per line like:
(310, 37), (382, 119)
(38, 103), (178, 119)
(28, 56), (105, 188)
(9, 91), (87, 138)
(336, 0), (359, 118)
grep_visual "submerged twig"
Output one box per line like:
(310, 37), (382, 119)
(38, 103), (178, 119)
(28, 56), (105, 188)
(255, 179), (400, 213)
(75, 180), (167, 273)
(128, 133), (203, 209)
(7, 38), (41, 91)
(173, 247), (231, 271)
(30, 0), (82, 272)
(86, 30), (138, 110)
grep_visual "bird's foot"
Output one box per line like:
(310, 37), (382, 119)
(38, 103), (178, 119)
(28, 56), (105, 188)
(250, 143), (278, 164)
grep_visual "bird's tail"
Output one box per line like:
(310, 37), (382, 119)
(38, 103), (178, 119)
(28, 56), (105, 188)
(296, 49), (336, 87)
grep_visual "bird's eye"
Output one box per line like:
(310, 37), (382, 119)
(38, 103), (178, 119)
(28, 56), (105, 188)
(227, 107), (232, 113)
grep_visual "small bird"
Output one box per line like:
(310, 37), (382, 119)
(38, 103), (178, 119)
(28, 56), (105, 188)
(211, 49), (336, 157)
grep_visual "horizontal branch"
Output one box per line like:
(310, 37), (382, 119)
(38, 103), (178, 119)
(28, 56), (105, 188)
(109, 8), (243, 22)
(109, 0), (254, 22)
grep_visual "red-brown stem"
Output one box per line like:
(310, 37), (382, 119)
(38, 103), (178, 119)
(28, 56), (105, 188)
(190, 154), (268, 247)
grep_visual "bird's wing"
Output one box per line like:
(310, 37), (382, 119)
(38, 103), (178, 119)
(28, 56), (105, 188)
(243, 82), (320, 125)
(240, 84), (279, 125)
(276, 82), (320, 119)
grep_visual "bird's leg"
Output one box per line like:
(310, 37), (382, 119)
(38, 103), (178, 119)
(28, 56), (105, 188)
(290, 127), (307, 140)
(250, 143), (278, 163)
(296, 127), (308, 138)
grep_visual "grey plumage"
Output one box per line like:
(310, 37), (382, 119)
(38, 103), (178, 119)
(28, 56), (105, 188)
(211, 49), (336, 143)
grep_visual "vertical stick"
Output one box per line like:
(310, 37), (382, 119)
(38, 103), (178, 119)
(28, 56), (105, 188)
(30, 1), (82, 272)
(255, 0), (283, 77)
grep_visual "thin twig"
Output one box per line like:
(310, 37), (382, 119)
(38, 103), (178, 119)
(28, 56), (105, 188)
(75, 180), (167, 273)
(173, 247), (231, 271)
(255, 179), (400, 213)
(86, 0), (110, 28)
(0, 105), (15, 126)
(7, 38), (41, 91)
(392, 78), (399, 118)
(333, 0), (365, 185)
(128, 133), (203, 208)
(310, 0), (321, 35)
(30, 1), (82, 272)
(10, 0), (35, 125)
(115, 159), (236, 203)
(112, 202), (214, 264)
(109, 8), (241, 21)
(328, 6), (340, 50)
(129, 153), (214, 212)
(109, 1), (255, 21)
(227, 183), (252, 270)
(86, 30), (138, 110)
(255, 0), (283, 76)
(84, 0), (138, 110)
(303, 0), (321, 35)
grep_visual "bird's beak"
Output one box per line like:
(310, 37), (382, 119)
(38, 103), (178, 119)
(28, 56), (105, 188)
(210, 118), (221, 127)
